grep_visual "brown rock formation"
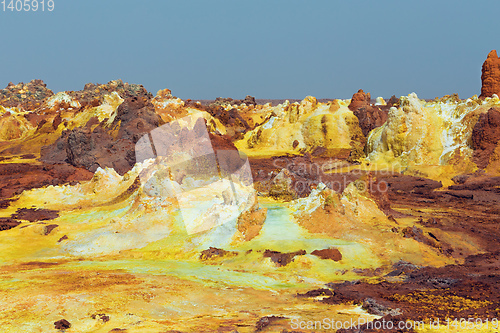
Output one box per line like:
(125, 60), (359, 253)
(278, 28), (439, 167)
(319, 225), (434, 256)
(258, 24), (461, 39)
(263, 249), (306, 267)
(348, 89), (388, 137)
(0, 80), (54, 110)
(387, 95), (399, 107)
(205, 104), (250, 141)
(472, 108), (500, 169)
(311, 248), (342, 261)
(0, 218), (21, 231)
(0, 162), (93, 200)
(199, 247), (237, 260)
(11, 208), (59, 222)
(41, 96), (162, 175)
(68, 80), (152, 108)
(54, 319), (71, 330)
(480, 50), (500, 98)
(348, 89), (371, 110)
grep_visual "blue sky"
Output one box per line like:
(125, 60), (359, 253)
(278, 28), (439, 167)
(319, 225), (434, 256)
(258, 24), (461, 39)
(0, 0), (498, 99)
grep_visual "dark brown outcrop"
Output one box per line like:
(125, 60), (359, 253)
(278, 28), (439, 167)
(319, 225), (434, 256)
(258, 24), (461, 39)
(472, 107), (500, 168)
(348, 89), (388, 137)
(311, 248), (342, 261)
(68, 79), (153, 108)
(0, 162), (93, 200)
(0, 218), (21, 231)
(0, 80), (54, 110)
(41, 96), (162, 175)
(263, 249), (306, 267)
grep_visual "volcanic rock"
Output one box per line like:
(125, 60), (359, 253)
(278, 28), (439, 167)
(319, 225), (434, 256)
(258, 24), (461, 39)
(54, 319), (71, 330)
(0, 218), (21, 231)
(311, 248), (342, 261)
(0, 79), (54, 110)
(263, 249), (306, 267)
(348, 89), (371, 110)
(10, 208), (59, 222)
(199, 247), (237, 260)
(206, 104), (250, 141)
(68, 79), (152, 108)
(362, 298), (402, 316)
(255, 315), (286, 332)
(0, 162), (93, 199)
(472, 107), (500, 169)
(296, 288), (334, 298)
(348, 89), (388, 137)
(113, 96), (162, 142)
(387, 94), (399, 107)
(401, 226), (439, 248)
(480, 50), (500, 98)
(41, 96), (162, 175)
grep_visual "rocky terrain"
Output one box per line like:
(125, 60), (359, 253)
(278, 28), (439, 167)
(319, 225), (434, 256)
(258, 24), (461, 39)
(0, 51), (500, 332)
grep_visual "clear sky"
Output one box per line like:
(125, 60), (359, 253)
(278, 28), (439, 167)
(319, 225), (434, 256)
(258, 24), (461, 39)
(0, 0), (498, 100)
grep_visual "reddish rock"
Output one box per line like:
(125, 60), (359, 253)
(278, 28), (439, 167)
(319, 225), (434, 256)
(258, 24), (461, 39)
(311, 248), (342, 261)
(0, 218), (21, 231)
(44, 224), (59, 235)
(0, 79), (54, 110)
(113, 96), (162, 143)
(68, 79), (153, 108)
(263, 249), (306, 267)
(480, 50), (500, 98)
(11, 208), (59, 222)
(348, 89), (388, 137)
(41, 96), (162, 175)
(57, 235), (68, 242)
(205, 104), (250, 140)
(0, 162), (93, 200)
(199, 247), (237, 260)
(54, 319), (71, 330)
(472, 108), (500, 168)
(387, 95), (399, 107)
(348, 89), (371, 110)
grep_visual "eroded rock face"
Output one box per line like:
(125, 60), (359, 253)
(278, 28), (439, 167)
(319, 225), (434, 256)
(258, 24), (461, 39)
(348, 89), (388, 137)
(348, 89), (371, 110)
(113, 96), (162, 143)
(480, 50), (500, 98)
(68, 79), (152, 108)
(41, 96), (162, 175)
(0, 162), (93, 199)
(0, 80), (54, 110)
(472, 108), (500, 169)
(206, 104), (250, 140)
